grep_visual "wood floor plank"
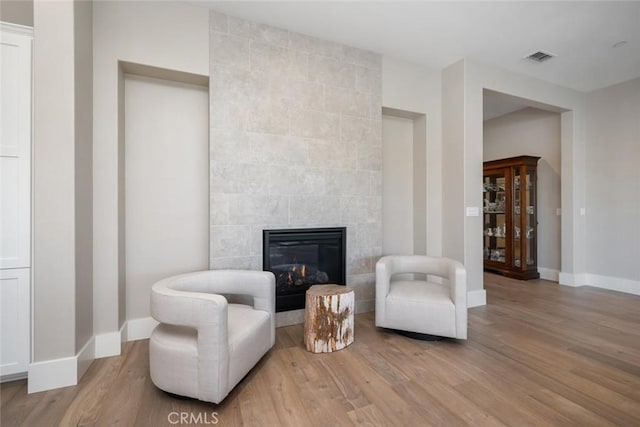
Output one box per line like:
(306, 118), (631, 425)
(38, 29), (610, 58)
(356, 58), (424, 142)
(529, 388), (619, 427)
(2, 273), (639, 426)
(93, 341), (149, 426)
(17, 383), (79, 427)
(58, 355), (125, 426)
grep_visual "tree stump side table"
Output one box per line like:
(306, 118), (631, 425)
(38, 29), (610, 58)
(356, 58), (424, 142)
(304, 284), (354, 353)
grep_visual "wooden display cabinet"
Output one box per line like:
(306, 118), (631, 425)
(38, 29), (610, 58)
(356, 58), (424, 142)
(483, 156), (540, 280)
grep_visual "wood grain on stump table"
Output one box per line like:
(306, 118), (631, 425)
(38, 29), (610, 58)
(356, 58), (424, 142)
(304, 284), (354, 353)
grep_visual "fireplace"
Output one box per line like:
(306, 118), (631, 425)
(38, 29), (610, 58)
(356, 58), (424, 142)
(263, 227), (346, 312)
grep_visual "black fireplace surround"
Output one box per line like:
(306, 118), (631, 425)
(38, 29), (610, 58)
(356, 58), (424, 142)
(263, 227), (346, 312)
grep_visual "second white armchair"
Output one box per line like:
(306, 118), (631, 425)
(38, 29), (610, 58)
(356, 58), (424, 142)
(375, 255), (467, 339)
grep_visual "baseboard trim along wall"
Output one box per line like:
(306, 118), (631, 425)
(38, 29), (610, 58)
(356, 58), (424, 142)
(585, 274), (640, 296)
(126, 317), (159, 341)
(0, 372), (28, 384)
(28, 335), (97, 394)
(559, 272), (640, 296)
(77, 336), (95, 380)
(28, 356), (77, 393)
(558, 272), (587, 287)
(467, 289), (487, 308)
(28, 317), (161, 393)
(538, 268), (560, 282)
(94, 321), (126, 359)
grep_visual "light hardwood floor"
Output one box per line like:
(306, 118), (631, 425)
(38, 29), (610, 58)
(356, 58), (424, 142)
(2, 274), (640, 426)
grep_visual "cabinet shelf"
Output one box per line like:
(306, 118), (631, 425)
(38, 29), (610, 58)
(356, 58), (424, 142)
(483, 156), (540, 280)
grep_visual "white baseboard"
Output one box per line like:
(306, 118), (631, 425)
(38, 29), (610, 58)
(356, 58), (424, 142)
(538, 268), (560, 282)
(558, 272), (639, 296)
(585, 274), (640, 296)
(95, 330), (121, 359)
(28, 318), (160, 394)
(28, 334), (99, 394)
(76, 336), (95, 380)
(95, 318), (157, 358)
(126, 317), (159, 341)
(28, 356), (77, 393)
(559, 272), (586, 287)
(1, 371), (28, 383)
(468, 289), (487, 308)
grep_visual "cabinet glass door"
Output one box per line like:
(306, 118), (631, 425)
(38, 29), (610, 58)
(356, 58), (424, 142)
(513, 170), (522, 268)
(483, 172), (507, 265)
(525, 169), (536, 266)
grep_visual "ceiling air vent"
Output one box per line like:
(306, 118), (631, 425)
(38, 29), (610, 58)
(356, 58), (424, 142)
(524, 50), (556, 63)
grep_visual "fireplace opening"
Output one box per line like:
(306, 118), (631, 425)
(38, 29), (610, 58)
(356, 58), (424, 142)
(263, 227), (346, 312)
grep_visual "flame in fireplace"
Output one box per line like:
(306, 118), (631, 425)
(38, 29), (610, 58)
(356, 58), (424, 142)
(278, 263), (310, 288)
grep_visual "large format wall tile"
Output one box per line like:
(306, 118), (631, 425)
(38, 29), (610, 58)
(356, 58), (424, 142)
(209, 12), (382, 311)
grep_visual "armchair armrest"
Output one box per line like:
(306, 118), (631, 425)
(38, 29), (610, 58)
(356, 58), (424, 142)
(151, 278), (228, 328)
(151, 270), (276, 346)
(447, 259), (467, 307)
(151, 279), (230, 401)
(375, 256), (398, 326)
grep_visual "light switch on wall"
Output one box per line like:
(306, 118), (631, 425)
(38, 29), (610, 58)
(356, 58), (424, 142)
(466, 207), (480, 217)
(556, 208), (561, 216)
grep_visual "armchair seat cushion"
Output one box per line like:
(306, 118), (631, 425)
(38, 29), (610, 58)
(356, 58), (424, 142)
(228, 304), (271, 389)
(386, 280), (456, 337)
(387, 280), (452, 305)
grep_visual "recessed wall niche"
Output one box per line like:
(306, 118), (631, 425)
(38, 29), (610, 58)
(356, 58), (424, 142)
(382, 107), (427, 256)
(121, 62), (209, 325)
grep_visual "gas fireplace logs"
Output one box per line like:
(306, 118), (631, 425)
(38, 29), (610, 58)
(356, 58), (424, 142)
(304, 285), (354, 353)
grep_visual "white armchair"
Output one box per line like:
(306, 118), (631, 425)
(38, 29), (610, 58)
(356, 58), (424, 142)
(375, 256), (467, 339)
(149, 270), (275, 404)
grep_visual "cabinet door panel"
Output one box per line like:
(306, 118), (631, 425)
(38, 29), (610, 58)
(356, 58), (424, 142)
(0, 268), (30, 376)
(1, 31), (31, 269)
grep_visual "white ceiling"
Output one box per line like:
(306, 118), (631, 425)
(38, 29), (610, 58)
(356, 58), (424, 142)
(195, 1), (640, 93)
(483, 96), (529, 121)
(482, 89), (565, 121)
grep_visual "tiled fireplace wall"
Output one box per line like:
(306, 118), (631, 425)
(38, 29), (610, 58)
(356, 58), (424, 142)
(209, 11), (382, 312)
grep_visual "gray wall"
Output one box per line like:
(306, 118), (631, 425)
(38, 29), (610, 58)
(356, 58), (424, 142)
(484, 107), (561, 273)
(0, 0), (33, 27)
(381, 57), (442, 259)
(32, 0), (94, 361)
(209, 12), (382, 309)
(73, 0), (94, 354)
(92, 0), (209, 337)
(381, 112), (427, 257)
(382, 115), (414, 255)
(32, 0), (76, 361)
(586, 78), (640, 282)
(124, 75), (209, 320)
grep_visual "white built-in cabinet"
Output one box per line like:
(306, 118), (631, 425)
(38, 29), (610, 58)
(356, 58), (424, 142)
(1, 23), (32, 378)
